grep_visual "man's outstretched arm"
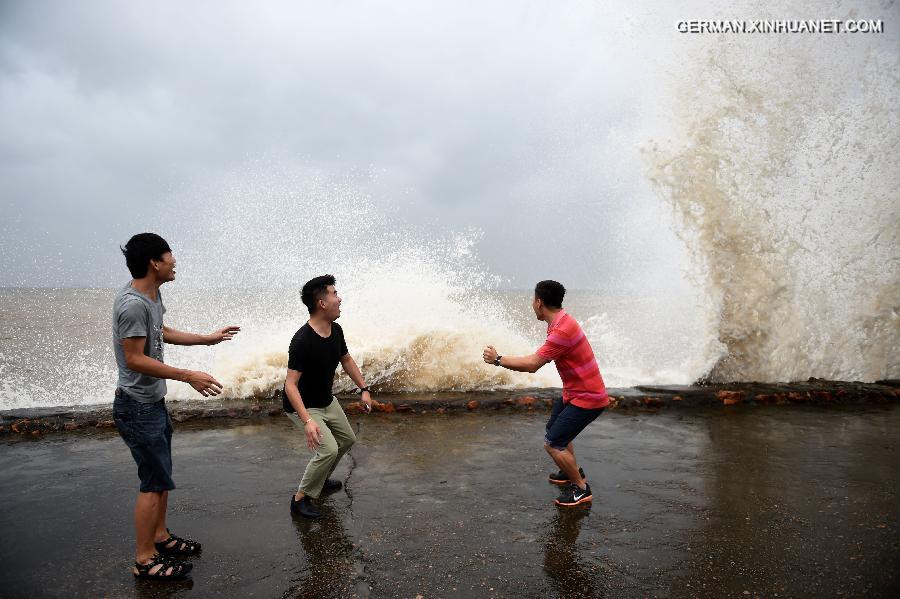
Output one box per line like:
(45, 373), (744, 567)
(163, 325), (241, 346)
(482, 345), (549, 373)
(121, 337), (224, 396)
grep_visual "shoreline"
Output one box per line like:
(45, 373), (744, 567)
(2, 378), (898, 436)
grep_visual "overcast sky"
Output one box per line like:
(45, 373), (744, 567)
(0, 1), (704, 289)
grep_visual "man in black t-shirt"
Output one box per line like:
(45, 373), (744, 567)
(283, 274), (373, 519)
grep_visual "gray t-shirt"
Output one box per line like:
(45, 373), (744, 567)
(112, 282), (167, 403)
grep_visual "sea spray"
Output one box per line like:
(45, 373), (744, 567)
(645, 4), (900, 382)
(158, 163), (561, 399)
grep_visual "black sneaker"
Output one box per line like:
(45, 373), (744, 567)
(322, 479), (343, 493)
(555, 483), (593, 507)
(290, 495), (322, 519)
(548, 467), (585, 485)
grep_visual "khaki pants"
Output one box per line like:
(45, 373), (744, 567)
(287, 397), (357, 499)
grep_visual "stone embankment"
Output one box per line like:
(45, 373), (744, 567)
(2, 379), (897, 436)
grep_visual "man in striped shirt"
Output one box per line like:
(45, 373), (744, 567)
(483, 280), (608, 507)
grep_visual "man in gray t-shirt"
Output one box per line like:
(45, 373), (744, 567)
(113, 282), (168, 402)
(113, 233), (240, 580)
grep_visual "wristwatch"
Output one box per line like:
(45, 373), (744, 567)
(358, 386), (371, 394)
(493, 355), (502, 366)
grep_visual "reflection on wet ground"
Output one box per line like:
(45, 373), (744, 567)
(1, 404), (898, 597)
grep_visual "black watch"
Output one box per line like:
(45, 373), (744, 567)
(358, 386), (371, 394)
(493, 355), (502, 366)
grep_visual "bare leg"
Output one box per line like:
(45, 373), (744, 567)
(154, 490), (169, 543)
(135, 491), (163, 563)
(566, 442), (582, 479)
(132, 491), (178, 576)
(545, 443), (586, 489)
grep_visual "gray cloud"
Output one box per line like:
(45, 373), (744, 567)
(1, 0), (690, 289)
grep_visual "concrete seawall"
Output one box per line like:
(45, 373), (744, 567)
(2, 379), (898, 436)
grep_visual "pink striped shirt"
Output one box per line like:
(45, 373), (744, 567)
(536, 310), (609, 409)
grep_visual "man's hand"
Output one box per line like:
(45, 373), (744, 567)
(305, 419), (322, 450)
(361, 390), (373, 414)
(205, 326), (241, 345)
(182, 370), (224, 396)
(482, 345), (499, 365)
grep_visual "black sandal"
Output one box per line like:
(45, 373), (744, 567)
(156, 528), (202, 555)
(133, 553), (192, 580)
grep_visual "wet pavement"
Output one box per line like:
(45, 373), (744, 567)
(1, 404), (898, 598)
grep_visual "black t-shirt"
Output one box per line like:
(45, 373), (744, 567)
(283, 322), (349, 412)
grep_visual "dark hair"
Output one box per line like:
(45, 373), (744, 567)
(302, 274), (336, 314)
(120, 233), (172, 279)
(534, 280), (565, 309)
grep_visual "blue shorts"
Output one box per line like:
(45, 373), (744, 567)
(113, 390), (175, 493)
(544, 397), (604, 450)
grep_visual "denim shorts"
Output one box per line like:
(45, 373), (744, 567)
(544, 397), (604, 450)
(113, 390), (175, 493)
